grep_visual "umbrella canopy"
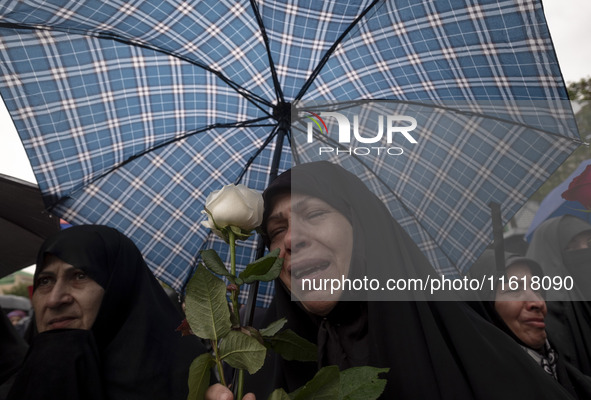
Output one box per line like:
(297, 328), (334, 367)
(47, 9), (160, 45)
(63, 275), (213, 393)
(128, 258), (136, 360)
(0, 0), (580, 305)
(525, 159), (591, 241)
(0, 174), (60, 278)
(0, 294), (31, 312)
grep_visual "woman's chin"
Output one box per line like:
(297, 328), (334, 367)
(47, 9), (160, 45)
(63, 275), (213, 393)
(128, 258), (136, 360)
(300, 299), (339, 316)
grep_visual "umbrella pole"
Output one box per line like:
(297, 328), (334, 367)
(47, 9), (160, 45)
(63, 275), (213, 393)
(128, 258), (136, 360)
(233, 122), (287, 395)
(243, 239), (266, 327)
(243, 115), (288, 327)
(489, 202), (506, 273)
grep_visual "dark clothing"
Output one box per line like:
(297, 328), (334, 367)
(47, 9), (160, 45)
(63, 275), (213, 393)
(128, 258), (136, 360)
(8, 225), (205, 400)
(469, 298), (591, 400)
(248, 161), (576, 399)
(0, 306), (27, 400)
(8, 330), (105, 400)
(526, 215), (591, 376)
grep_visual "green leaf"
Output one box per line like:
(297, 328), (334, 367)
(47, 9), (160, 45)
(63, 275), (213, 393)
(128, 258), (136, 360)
(187, 353), (215, 400)
(266, 388), (291, 400)
(291, 366), (340, 400)
(219, 330), (267, 374)
(340, 367), (389, 400)
(230, 308), (241, 328)
(201, 249), (232, 278)
(241, 326), (265, 345)
(267, 329), (317, 362)
(239, 248), (283, 283)
(259, 318), (287, 337)
(185, 265), (232, 340)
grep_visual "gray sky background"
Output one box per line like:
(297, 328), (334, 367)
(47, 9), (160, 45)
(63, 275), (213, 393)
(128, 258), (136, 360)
(1, 0), (590, 184)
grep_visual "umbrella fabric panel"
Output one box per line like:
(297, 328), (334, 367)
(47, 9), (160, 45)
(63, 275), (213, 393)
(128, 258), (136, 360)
(0, 0), (277, 101)
(259, 0), (377, 99)
(302, 0), (568, 103)
(0, 295), (31, 312)
(1, 1), (569, 104)
(50, 126), (290, 303)
(0, 28), (271, 205)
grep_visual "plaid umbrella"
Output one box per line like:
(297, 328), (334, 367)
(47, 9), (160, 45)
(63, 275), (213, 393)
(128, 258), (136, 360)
(0, 0), (580, 306)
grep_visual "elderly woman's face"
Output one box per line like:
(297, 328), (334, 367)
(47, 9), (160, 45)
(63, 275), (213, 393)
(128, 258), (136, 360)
(32, 255), (105, 333)
(266, 192), (353, 316)
(494, 262), (547, 350)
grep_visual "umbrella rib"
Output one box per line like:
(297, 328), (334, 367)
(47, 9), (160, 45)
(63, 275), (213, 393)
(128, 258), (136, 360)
(0, 22), (275, 112)
(308, 99), (584, 144)
(293, 0), (382, 103)
(46, 117), (274, 211)
(234, 124), (280, 185)
(287, 128), (302, 166)
(249, 0), (284, 104)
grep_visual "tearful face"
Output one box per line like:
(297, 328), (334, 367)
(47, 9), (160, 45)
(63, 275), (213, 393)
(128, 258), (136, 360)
(266, 192), (353, 316)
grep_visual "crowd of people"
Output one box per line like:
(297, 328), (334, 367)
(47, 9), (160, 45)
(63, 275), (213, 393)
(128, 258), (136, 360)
(2, 161), (590, 400)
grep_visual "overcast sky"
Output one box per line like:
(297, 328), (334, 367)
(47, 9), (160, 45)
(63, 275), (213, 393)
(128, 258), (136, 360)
(1, 0), (590, 184)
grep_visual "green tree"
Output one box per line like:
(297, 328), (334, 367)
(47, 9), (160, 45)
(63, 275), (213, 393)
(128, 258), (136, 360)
(3, 282), (30, 298)
(571, 78), (591, 144)
(567, 77), (591, 102)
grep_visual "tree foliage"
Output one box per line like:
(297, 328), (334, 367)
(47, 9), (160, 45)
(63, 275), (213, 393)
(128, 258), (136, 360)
(567, 77), (591, 102)
(2, 282), (30, 298)
(528, 78), (591, 202)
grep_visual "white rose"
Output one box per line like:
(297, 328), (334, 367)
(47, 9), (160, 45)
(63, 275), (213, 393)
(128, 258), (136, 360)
(201, 184), (264, 234)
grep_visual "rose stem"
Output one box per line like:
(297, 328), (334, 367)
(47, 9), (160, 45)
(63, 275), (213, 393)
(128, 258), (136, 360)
(212, 339), (227, 387)
(228, 229), (241, 324)
(237, 370), (244, 400)
(228, 229), (245, 397)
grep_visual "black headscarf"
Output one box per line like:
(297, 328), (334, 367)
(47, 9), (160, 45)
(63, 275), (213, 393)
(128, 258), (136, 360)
(8, 225), (205, 400)
(0, 305), (28, 399)
(526, 215), (591, 298)
(248, 161), (575, 399)
(526, 215), (591, 376)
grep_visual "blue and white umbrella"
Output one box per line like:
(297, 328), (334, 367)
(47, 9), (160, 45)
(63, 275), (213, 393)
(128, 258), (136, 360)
(0, 0), (581, 306)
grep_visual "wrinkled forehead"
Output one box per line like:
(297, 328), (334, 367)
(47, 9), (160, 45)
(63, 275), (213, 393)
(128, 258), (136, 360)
(505, 256), (543, 277)
(263, 188), (290, 230)
(33, 253), (79, 291)
(38, 253), (67, 271)
(504, 261), (535, 278)
(35, 237), (111, 290)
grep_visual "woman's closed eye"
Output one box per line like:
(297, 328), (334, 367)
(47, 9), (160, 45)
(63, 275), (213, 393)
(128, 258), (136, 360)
(268, 224), (287, 241)
(306, 210), (327, 219)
